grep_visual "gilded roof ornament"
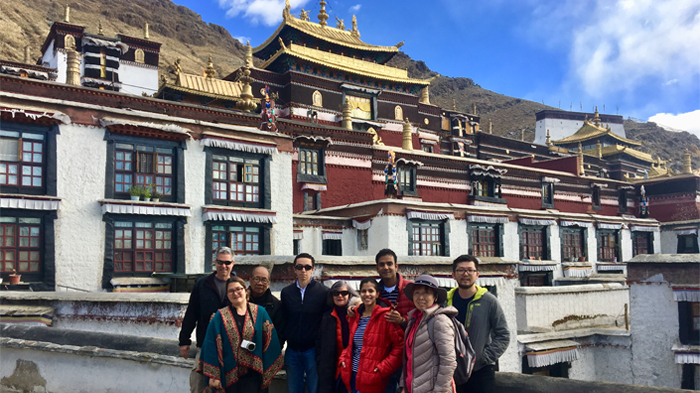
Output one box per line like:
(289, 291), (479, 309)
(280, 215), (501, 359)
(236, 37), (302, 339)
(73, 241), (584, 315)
(64, 5), (71, 23)
(205, 56), (217, 78)
(278, 37), (287, 50)
(283, 0), (291, 21)
(335, 16), (346, 31)
(98, 20), (104, 36)
(300, 9), (310, 21)
(452, 99), (456, 110)
(144, 22), (150, 40)
(395, 41), (404, 49)
(245, 41), (254, 68)
(592, 106), (601, 127)
(351, 15), (360, 37)
(318, 0), (329, 27)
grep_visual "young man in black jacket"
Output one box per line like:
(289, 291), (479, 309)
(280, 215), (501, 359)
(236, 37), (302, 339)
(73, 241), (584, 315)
(281, 253), (330, 393)
(178, 247), (234, 393)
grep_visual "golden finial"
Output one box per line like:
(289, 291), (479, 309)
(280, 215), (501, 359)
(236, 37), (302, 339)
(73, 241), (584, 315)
(283, 0), (291, 20)
(335, 16), (345, 30)
(593, 106), (601, 127)
(144, 22), (150, 40)
(452, 99), (456, 111)
(205, 56), (216, 78)
(396, 41), (404, 49)
(682, 148), (692, 174)
(300, 9), (310, 21)
(578, 142), (585, 176)
(596, 140), (602, 158)
(245, 40), (254, 68)
(402, 118), (413, 150)
(98, 20), (104, 36)
(24, 46), (31, 64)
(545, 128), (551, 145)
(64, 5), (71, 23)
(473, 103), (477, 115)
(318, 0), (329, 26)
(351, 15), (360, 37)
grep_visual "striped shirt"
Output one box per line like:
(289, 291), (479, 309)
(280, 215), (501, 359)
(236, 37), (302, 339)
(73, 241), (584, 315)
(352, 316), (370, 372)
(381, 285), (399, 305)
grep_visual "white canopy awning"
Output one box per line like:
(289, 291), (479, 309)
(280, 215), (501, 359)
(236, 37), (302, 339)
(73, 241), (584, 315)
(597, 264), (627, 273)
(322, 232), (343, 240)
(203, 209), (276, 223)
(597, 222), (622, 230)
(352, 219), (372, 231)
(560, 220), (593, 228)
(675, 353), (700, 364)
(519, 264), (557, 272)
(519, 217), (557, 226)
(525, 340), (580, 368)
(673, 288), (700, 302)
(675, 228), (698, 236)
(102, 202), (191, 217)
(200, 136), (277, 155)
(407, 210), (455, 221)
(563, 266), (592, 277)
(467, 215), (509, 224)
(293, 231), (304, 240)
(301, 183), (328, 192)
(630, 226), (659, 232)
(1, 197), (60, 211)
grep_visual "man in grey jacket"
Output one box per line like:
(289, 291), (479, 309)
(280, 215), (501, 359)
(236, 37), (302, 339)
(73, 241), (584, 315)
(446, 254), (509, 393)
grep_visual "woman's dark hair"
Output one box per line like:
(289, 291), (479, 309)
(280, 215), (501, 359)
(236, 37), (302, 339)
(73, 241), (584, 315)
(326, 280), (359, 307)
(359, 277), (380, 292)
(226, 276), (250, 301)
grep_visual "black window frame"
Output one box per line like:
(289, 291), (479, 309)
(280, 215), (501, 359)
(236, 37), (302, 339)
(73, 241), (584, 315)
(618, 190), (628, 213)
(342, 90), (378, 122)
(204, 148), (271, 209)
(597, 229), (620, 262)
(468, 223), (504, 258)
(592, 187), (602, 211)
(560, 227), (587, 261)
(105, 133), (186, 204)
(519, 225), (550, 260)
(408, 219), (450, 257)
(677, 234), (699, 254)
(678, 301), (700, 346)
(520, 271), (553, 287)
(542, 182), (555, 209)
(0, 122), (58, 196)
(322, 239), (342, 256)
(469, 176), (505, 204)
(296, 147), (327, 184)
(632, 231), (653, 256)
(397, 165), (418, 196)
(102, 214), (186, 289)
(205, 222), (270, 265)
(0, 209), (56, 290)
(303, 191), (322, 212)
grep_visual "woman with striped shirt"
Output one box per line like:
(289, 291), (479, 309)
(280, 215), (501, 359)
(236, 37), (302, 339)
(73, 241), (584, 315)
(339, 278), (404, 393)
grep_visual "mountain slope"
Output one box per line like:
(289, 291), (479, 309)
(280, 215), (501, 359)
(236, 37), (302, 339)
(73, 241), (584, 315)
(2, 0), (697, 171)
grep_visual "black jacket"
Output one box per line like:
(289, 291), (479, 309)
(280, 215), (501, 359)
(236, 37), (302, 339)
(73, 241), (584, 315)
(178, 273), (228, 347)
(250, 287), (286, 347)
(281, 279), (330, 352)
(317, 308), (350, 393)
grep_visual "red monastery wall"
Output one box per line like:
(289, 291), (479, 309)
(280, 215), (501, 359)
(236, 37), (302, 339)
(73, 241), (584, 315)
(324, 166), (376, 207)
(419, 187), (467, 204)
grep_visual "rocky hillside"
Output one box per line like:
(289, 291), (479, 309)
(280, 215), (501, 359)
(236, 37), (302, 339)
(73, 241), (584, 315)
(2, 0), (698, 170)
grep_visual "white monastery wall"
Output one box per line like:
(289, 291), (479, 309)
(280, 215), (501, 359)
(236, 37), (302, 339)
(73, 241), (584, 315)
(183, 139), (207, 273)
(449, 219), (469, 257)
(54, 124), (107, 292)
(629, 283), (681, 388)
(269, 151), (293, 255)
(549, 224), (562, 262)
(568, 347), (597, 381)
(502, 222), (520, 261)
(592, 344), (633, 384)
(376, 215), (410, 256)
(118, 63), (159, 96)
(620, 229), (633, 262)
(586, 227), (598, 263)
(497, 278), (521, 373)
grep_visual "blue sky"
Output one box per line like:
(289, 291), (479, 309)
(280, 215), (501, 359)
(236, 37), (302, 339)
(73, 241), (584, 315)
(173, 0), (700, 133)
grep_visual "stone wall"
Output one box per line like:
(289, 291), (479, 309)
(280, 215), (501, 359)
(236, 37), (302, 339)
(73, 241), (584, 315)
(495, 372), (688, 393)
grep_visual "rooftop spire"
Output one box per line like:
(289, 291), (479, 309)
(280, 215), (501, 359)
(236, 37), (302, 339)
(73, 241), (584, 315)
(283, 0), (291, 21)
(682, 148), (692, 174)
(593, 106), (601, 127)
(205, 56), (216, 78)
(318, 0), (329, 27)
(351, 15), (360, 37)
(245, 41), (254, 68)
(64, 5), (71, 23)
(98, 20), (104, 36)
(144, 21), (150, 40)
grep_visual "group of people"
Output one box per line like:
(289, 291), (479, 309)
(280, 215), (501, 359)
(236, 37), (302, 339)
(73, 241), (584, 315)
(178, 247), (510, 393)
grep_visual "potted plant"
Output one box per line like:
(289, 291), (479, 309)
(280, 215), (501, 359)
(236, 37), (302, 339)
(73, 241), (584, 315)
(141, 185), (151, 202)
(151, 187), (162, 203)
(8, 269), (21, 285)
(578, 256), (587, 262)
(129, 185), (141, 201)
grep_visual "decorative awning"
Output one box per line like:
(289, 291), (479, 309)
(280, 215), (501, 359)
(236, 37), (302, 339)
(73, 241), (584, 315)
(82, 36), (129, 53)
(592, 183), (609, 188)
(630, 226), (659, 232)
(407, 210), (455, 221)
(525, 340), (580, 368)
(673, 287), (700, 302)
(352, 219), (372, 231)
(301, 183), (327, 192)
(541, 177), (561, 184)
(0, 106), (70, 124)
(293, 231), (304, 240)
(675, 353), (700, 364)
(1, 196), (60, 211)
(519, 217), (556, 226)
(563, 266), (592, 277)
(560, 220), (593, 228)
(469, 164), (507, 178)
(468, 215), (509, 224)
(203, 209), (276, 224)
(396, 158), (424, 167)
(100, 118), (192, 140)
(201, 136), (278, 155)
(418, 131), (440, 142)
(0, 305), (54, 327)
(102, 201), (191, 217)
(597, 264), (627, 273)
(294, 135), (333, 146)
(597, 222), (622, 230)
(519, 264), (557, 272)
(322, 231), (343, 240)
(674, 227), (698, 236)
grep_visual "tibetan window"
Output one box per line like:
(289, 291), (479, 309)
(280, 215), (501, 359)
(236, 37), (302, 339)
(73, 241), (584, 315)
(323, 239), (342, 256)
(632, 231), (653, 256)
(592, 187), (602, 210)
(212, 155), (261, 205)
(0, 217), (41, 274)
(542, 183), (555, 208)
(561, 228), (585, 261)
(618, 190), (628, 213)
(470, 224), (500, 257)
(597, 230), (619, 262)
(113, 221), (174, 273)
(297, 146), (326, 184)
(520, 226), (547, 260)
(678, 301), (700, 346)
(211, 225), (261, 258)
(398, 165), (417, 196)
(0, 129), (47, 195)
(346, 95), (372, 120)
(111, 141), (178, 202)
(677, 234), (699, 254)
(410, 221), (444, 256)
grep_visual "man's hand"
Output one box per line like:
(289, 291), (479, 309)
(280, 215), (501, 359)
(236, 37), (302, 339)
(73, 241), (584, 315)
(347, 306), (356, 318)
(180, 345), (190, 359)
(385, 309), (404, 325)
(209, 378), (223, 392)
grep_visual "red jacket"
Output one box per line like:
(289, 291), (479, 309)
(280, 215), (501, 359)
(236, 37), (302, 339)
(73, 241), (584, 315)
(339, 303), (404, 393)
(379, 273), (415, 319)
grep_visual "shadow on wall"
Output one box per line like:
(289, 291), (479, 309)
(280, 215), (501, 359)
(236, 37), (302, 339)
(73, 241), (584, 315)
(495, 372), (689, 393)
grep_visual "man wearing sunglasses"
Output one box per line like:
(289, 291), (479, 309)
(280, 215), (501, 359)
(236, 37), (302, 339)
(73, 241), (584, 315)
(178, 247), (235, 393)
(281, 253), (330, 393)
(249, 265), (286, 347)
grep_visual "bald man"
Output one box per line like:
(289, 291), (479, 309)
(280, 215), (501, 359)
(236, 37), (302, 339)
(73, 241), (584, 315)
(249, 266), (286, 346)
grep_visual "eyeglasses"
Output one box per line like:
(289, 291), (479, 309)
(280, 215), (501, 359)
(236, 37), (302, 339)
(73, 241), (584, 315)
(228, 287), (245, 294)
(251, 277), (270, 284)
(454, 268), (478, 275)
(216, 259), (233, 266)
(295, 264), (313, 271)
(332, 291), (350, 297)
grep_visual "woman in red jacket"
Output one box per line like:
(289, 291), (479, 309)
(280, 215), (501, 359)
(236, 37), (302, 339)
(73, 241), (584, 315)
(339, 277), (404, 393)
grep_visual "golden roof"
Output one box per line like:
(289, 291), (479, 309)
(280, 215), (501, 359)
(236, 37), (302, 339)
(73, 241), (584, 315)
(259, 43), (431, 85)
(583, 144), (654, 163)
(177, 73), (243, 97)
(253, 15), (400, 55)
(552, 121), (641, 146)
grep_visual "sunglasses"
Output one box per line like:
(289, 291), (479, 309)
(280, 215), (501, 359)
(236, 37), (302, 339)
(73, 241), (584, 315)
(332, 291), (350, 297)
(216, 259), (233, 266)
(294, 264), (313, 271)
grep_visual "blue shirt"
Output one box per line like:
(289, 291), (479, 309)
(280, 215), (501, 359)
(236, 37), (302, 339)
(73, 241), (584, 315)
(352, 316), (370, 372)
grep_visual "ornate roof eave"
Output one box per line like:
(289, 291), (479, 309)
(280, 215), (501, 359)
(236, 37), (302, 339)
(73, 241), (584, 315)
(157, 83), (243, 103)
(552, 123), (642, 147)
(259, 43), (431, 86)
(582, 145), (654, 163)
(252, 17), (400, 56)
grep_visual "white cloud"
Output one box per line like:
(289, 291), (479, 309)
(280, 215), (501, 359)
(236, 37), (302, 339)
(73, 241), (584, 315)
(662, 79), (679, 86)
(649, 109), (700, 134)
(349, 4), (361, 13)
(234, 36), (251, 44)
(217, 0), (311, 26)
